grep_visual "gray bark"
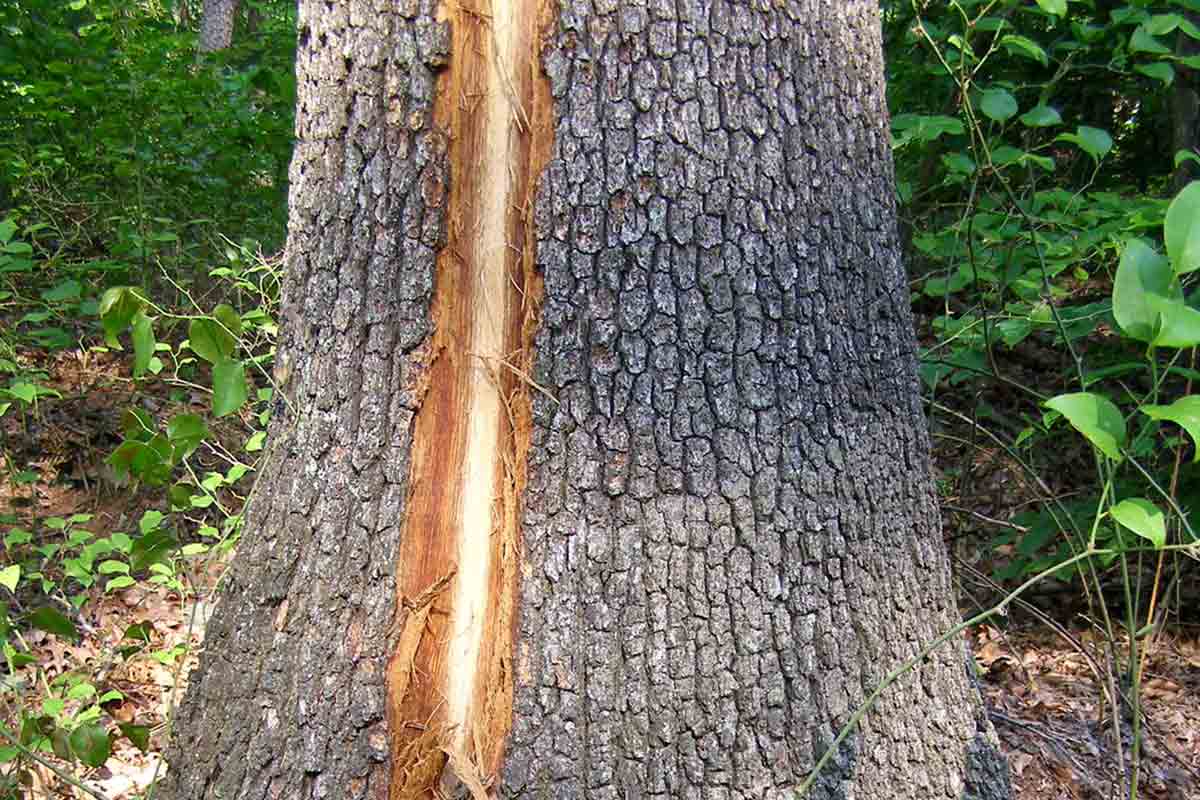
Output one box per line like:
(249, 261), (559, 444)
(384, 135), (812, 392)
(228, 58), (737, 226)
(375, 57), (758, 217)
(164, 1), (1011, 799)
(198, 0), (238, 52)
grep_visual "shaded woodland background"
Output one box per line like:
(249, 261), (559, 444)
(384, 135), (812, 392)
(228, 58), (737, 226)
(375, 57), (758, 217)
(2, 0), (1200, 797)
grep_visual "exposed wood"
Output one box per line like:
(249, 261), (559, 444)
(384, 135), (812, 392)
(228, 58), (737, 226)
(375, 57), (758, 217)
(386, 0), (555, 795)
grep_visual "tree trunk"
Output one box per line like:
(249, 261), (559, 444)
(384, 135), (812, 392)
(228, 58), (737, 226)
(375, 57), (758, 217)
(1173, 12), (1200, 192)
(198, 0), (238, 52)
(165, 1), (1011, 799)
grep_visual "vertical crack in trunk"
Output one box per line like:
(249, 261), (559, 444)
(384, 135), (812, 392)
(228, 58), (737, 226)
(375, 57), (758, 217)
(386, 0), (553, 797)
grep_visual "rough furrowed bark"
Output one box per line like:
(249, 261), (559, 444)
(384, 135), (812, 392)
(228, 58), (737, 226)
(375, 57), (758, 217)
(164, 0), (1012, 799)
(198, 0), (238, 52)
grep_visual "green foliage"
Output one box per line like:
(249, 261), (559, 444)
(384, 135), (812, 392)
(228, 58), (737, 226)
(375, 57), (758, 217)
(0, 1), (292, 787)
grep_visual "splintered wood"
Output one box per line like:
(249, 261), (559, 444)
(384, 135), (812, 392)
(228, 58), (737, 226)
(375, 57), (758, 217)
(384, 0), (554, 796)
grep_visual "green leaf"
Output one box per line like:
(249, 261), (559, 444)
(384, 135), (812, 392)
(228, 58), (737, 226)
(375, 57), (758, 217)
(0, 564), (19, 592)
(28, 607), (78, 641)
(132, 311), (155, 378)
(118, 723), (151, 752)
(97, 560), (129, 575)
(124, 622), (153, 642)
(130, 529), (177, 573)
(1147, 13), (1181, 36)
(1131, 25), (1171, 55)
(999, 34), (1048, 65)
(1056, 126), (1112, 161)
(1142, 396), (1200, 461)
(1020, 104), (1062, 127)
(1152, 302), (1200, 348)
(212, 359), (248, 418)
(212, 303), (244, 337)
(1035, 0), (1066, 16)
(98, 287), (145, 345)
(1165, 181), (1200, 275)
(1135, 62), (1175, 85)
(245, 430), (267, 452)
(140, 510), (164, 535)
(42, 280), (81, 303)
(69, 722), (111, 768)
(188, 318), (237, 364)
(105, 576), (135, 591)
(1113, 240), (1180, 343)
(1110, 498), (1166, 549)
(980, 88), (1018, 122)
(166, 414), (208, 462)
(1044, 392), (1127, 461)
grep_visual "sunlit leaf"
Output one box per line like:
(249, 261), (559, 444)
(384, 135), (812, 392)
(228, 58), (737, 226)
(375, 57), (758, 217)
(1165, 181), (1200, 275)
(1045, 392), (1126, 461)
(0, 564), (19, 592)
(1110, 498), (1166, 549)
(1142, 396), (1200, 461)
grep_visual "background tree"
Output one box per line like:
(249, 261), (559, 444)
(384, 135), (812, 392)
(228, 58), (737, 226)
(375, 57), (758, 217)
(161, 0), (1012, 797)
(198, 0), (239, 53)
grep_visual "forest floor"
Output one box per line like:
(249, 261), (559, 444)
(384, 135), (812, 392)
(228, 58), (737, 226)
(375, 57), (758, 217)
(2, 343), (1199, 799)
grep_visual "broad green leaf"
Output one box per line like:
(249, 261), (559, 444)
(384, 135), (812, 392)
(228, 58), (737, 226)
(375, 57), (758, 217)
(98, 287), (145, 345)
(1176, 150), (1200, 169)
(1036, 0), (1066, 16)
(69, 722), (111, 768)
(132, 311), (155, 378)
(1045, 392), (1126, 461)
(1136, 62), (1175, 85)
(1131, 25), (1171, 55)
(1020, 104), (1062, 127)
(1165, 181), (1200, 274)
(891, 114), (964, 148)
(188, 318), (237, 363)
(28, 607), (78, 641)
(167, 414), (208, 461)
(980, 88), (1018, 122)
(140, 510), (164, 534)
(1152, 301), (1200, 348)
(212, 359), (248, 418)
(1000, 34), (1047, 65)
(1147, 14), (1181, 36)
(1056, 126), (1112, 161)
(1142, 396), (1200, 461)
(0, 564), (18, 592)
(5, 383), (36, 404)
(1113, 240), (1180, 342)
(118, 723), (151, 752)
(1110, 498), (1166, 549)
(97, 560), (129, 575)
(245, 430), (267, 452)
(42, 280), (81, 303)
(212, 303), (244, 337)
(130, 529), (177, 573)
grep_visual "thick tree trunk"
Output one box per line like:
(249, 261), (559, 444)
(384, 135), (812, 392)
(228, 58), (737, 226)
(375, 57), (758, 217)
(198, 0), (238, 52)
(165, 1), (1011, 799)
